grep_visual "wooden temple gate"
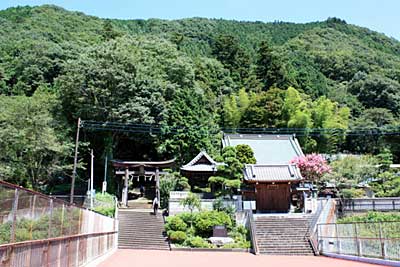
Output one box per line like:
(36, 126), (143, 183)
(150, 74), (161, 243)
(112, 159), (175, 207)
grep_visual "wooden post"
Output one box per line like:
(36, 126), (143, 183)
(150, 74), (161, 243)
(70, 118), (81, 204)
(123, 167), (129, 207)
(155, 167), (160, 202)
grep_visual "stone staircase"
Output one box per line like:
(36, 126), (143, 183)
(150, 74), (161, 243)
(118, 210), (170, 250)
(254, 214), (315, 255)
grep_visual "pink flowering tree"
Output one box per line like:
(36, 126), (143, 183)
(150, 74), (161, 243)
(290, 154), (331, 182)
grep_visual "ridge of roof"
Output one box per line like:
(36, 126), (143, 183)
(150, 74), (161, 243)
(182, 151), (218, 168)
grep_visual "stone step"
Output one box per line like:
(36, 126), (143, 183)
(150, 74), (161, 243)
(254, 214), (316, 256)
(118, 211), (169, 251)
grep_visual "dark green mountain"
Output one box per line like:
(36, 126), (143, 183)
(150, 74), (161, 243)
(1, 5), (400, 189)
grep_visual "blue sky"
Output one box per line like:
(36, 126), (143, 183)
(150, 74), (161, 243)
(0, 0), (399, 40)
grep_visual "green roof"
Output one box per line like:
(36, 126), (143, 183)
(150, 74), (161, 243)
(222, 134), (304, 164)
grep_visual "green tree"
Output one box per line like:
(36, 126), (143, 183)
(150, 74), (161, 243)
(101, 20), (121, 41)
(209, 146), (244, 197)
(348, 72), (400, 115)
(0, 90), (73, 189)
(212, 34), (251, 85)
(236, 144), (256, 164)
(180, 193), (201, 229)
(240, 88), (286, 128)
(255, 40), (285, 90)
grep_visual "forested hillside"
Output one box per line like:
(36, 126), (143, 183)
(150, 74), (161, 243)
(1, 5), (400, 191)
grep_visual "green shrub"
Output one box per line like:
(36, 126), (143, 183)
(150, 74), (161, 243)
(227, 225), (250, 248)
(165, 216), (188, 232)
(194, 210), (232, 237)
(178, 212), (197, 226)
(338, 212), (400, 223)
(168, 230), (187, 244)
(93, 192), (116, 217)
(222, 241), (250, 249)
(93, 206), (115, 217)
(340, 188), (365, 198)
(183, 236), (211, 248)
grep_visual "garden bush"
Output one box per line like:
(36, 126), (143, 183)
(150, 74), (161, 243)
(340, 188), (365, 198)
(168, 230), (187, 244)
(194, 210), (232, 237)
(183, 236), (211, 248)
(165, 216), (188, 232)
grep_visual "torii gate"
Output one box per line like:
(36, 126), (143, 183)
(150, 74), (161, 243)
(112, 159), (175, 207)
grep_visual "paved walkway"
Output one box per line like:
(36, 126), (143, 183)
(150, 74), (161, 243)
(98, 249), (380, 267)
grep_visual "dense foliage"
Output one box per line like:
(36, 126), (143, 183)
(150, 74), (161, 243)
(165, 210), (249, 248)
(1, 5), (400, 192)
(323, 149), (400, 197)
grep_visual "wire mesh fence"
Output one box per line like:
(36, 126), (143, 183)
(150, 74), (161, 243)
(318, 221), (400, 261)
(0, 180), (118, 266)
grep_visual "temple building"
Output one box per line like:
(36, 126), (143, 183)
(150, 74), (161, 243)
(180, 151), (224, 190)
(223, 134), (306, 213)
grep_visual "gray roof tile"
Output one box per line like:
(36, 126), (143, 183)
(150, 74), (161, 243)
(243, 164), (303, 182)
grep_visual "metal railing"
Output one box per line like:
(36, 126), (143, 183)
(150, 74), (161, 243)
(0, 180), (118, 266)
(339, 198), (400, 214)
(308, 198), (338, 255)
(0, 231), (116, 267)
(318, 221), (400, 261)
(244, 211), (258, 255)
(306, 199), (327, 255)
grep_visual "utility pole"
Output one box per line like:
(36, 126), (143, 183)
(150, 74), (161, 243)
(90, 149), (94, 209)
(70, 118), (81, 204)
(102, 156), (108, 194)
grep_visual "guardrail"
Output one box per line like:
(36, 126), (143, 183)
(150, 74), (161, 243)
(318, 221), (400, 261)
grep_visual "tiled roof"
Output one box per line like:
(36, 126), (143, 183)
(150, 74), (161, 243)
(222, 134), (304, 164)
(181, 151), (224, 172)
(243, 164), (303, 182)
(181, 164), (218, 172)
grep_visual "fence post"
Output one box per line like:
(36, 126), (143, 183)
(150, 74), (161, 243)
(354, 223), (361, 256)
(379, 222), (386, 259)
(335, 223), (340, 254)
(30, 195), (37, 218)
(10, 188), (19, 243)
(60, 203), (65, 236)
(393, 200), (396, 211)
(48, 199), (53, 238)
(372, 200), (376, 211)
